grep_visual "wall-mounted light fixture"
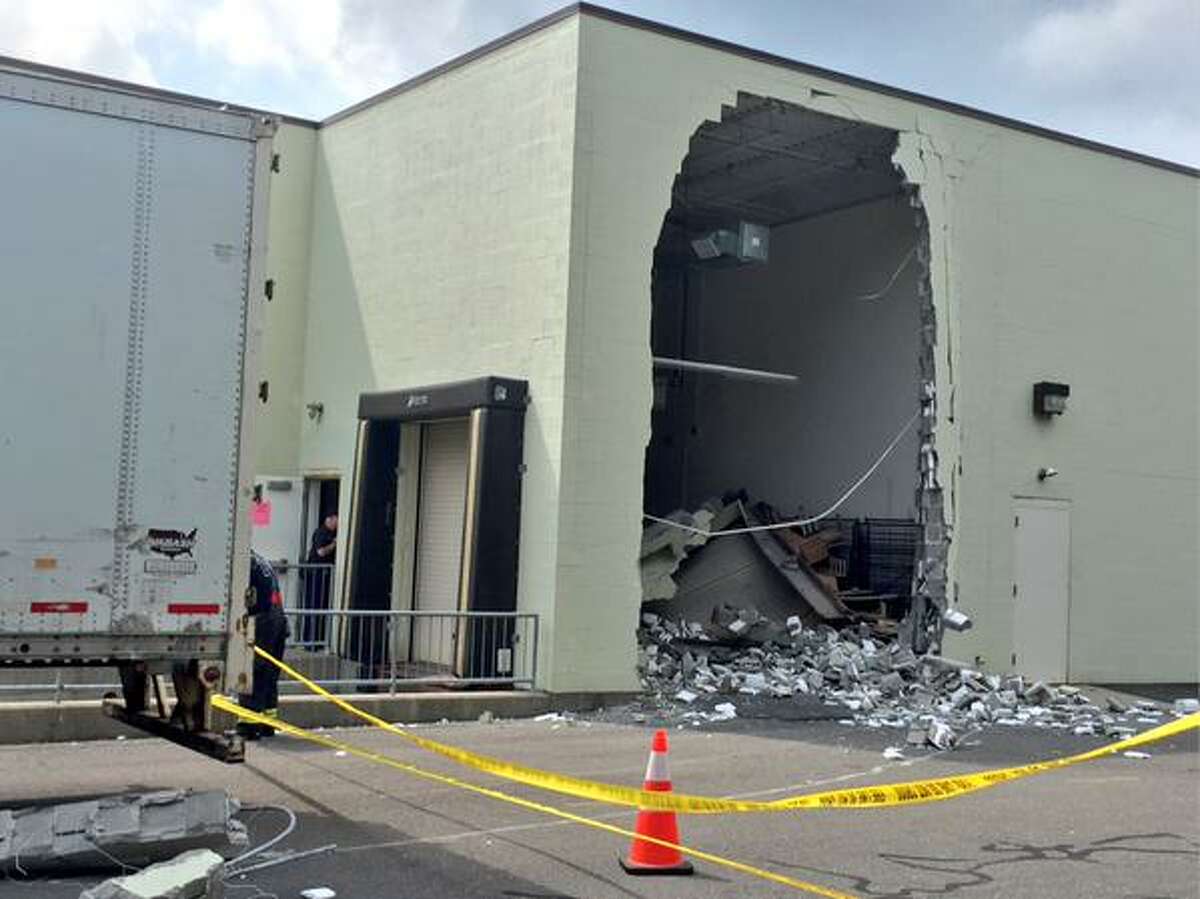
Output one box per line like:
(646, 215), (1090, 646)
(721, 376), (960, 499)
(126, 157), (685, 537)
(1033, 381), (1069, 417)
(306, 401), (325, 422)
(1037, 467), (1059, 482)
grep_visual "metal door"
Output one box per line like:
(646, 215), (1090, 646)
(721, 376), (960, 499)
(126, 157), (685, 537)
(1012, 498), (1071, 682)
(412, 419), (471, 668)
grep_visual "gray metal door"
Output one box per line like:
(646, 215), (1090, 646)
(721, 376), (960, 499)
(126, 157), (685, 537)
(412, 419), (470, 667)
(1013, 498), (1071, 682)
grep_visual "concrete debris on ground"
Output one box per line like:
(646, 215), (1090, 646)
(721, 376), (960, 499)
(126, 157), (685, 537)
(632, 607), (1189, 750)
(78, 848), (224, 899)
(0, 790), (245, 875)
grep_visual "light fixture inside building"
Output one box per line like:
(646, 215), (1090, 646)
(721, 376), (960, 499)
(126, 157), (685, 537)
(690, 221), (770, 264)
(1032, 381), (1069, 417)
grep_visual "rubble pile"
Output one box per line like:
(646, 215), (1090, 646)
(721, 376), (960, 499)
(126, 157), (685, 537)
(636, 606), (1177, 750)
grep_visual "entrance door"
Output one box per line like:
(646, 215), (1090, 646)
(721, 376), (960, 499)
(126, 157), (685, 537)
(412, 419), (471, 668)
(1012, 498), (1071, 682)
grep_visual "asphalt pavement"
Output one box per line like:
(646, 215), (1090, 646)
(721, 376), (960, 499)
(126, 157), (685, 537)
(1, 706), (1196, 898)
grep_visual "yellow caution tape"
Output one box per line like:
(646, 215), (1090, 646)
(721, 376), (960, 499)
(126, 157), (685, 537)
(212, 696), (856, 898)
(242, 647), (1200, 815)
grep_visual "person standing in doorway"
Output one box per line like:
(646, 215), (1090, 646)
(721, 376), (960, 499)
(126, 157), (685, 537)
(302, 513), (337, 647)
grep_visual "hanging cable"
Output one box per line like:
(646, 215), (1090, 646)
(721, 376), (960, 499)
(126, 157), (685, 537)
(225, 805), (297, 871)
(854, 244), (917, 301)
(643, 409), (921, 538)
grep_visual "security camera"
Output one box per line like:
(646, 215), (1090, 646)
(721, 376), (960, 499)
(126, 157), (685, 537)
(1037, 467), (1058, 481)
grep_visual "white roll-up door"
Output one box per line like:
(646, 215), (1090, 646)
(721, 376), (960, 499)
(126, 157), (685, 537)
(414, 419), (471, 615)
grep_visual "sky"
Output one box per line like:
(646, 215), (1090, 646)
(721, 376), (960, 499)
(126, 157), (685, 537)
(1, 0), (1196, 167)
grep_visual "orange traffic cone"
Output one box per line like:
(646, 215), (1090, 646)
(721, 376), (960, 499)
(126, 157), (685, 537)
(619, 729), (694, 876)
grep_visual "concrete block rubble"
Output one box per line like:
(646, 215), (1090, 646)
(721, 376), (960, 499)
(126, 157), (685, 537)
(0, 790), (245, 875)
(635, 607), (1185, 750)
(78, 849), (225, 899)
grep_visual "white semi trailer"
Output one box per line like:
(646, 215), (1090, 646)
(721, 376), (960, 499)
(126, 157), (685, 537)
(0, 61), (276, 761)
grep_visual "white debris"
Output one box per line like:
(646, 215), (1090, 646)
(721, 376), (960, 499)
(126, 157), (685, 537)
(477, 710), (495, 724)
(926, 720), (958, 750)
(633, 605), (1160, 751)
(883, 746), (906, 760)
(301, 889), (338, 899)
(534, 712), (567, 722)
(711, 702), (738, 721)
(1123, 751), (1151, 759)
(1173, 698), (1199, 714)
(334, 750), (348, 757)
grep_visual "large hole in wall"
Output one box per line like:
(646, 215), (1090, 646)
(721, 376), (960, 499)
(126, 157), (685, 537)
(642, 93), (945, 648)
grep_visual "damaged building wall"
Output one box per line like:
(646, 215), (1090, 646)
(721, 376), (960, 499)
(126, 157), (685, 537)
(562, 14), (961, 692)
(293, 17), (582, 689)
(565, 9), (1197, 687)
(671, 194), (924, 519)
(937, 133), (1199, 682)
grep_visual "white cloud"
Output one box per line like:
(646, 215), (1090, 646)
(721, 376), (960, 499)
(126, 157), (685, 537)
(1006, 0), (1198, 163)
(0, 0), (167, 83)
(1010, 0), (1197, 95)
(0, 0), (473, 108)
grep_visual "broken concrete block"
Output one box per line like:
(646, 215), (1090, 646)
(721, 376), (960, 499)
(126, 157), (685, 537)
(906, 726), (927, 747)
(1173, 698), (1199, 714)
(890, 646), (918, 672)
(0, 791), (243, 875)
(942, 607), (972, 632)
(711, 702), (737, 721)
(926, 720), (958, 750)
(949, 685), (974, 710)
(882, 746), (905, 761)
(878, 672), (905, 697)
(674, 689), (698, 704)
(1024, 681), (1054, 705)
(785, 615), (803, 637)
(79, 849), (224, 899)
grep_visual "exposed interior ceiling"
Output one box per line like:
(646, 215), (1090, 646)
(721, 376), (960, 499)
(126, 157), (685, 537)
(658, 92), (903, 261)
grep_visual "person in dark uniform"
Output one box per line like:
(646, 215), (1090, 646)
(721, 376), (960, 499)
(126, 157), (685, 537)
(301, 513), (337, 647)
(238, 550), (288, 739)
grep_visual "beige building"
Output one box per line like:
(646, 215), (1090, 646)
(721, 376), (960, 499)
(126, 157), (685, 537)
(246, 5), (1197, 693)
